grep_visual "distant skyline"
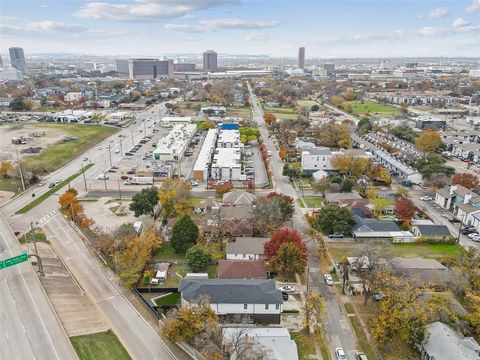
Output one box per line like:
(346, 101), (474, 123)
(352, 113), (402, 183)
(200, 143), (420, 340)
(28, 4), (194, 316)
(1, 0), (480, 58)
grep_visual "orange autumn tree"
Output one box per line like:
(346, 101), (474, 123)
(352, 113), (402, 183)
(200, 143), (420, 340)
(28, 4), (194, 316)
(264, 113), (276, 126)
(278, 148), (288, 161)
(58, 188), (94, 228)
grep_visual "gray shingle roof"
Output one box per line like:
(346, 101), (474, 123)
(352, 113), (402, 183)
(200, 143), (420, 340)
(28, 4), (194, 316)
(179, 279), (283, 304)
(226, 237), (267, 255)
(353, 216), (400, 232)
(422, 322), (480, 360)
(416, 224), (452, 237)
(303, 147), (332, 156)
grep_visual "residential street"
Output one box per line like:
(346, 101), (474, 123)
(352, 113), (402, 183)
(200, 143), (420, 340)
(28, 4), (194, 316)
(248, 83), (357, 358)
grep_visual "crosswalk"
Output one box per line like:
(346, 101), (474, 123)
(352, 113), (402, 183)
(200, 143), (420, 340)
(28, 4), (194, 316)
(36, 210), (59, 227)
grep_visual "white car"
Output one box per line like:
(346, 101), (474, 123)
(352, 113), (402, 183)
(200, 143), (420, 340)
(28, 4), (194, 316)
(470, 235), (480, 242)
(278, 285), (296, 293)
(54, 178), (62, 184)
(38, 181), (46, 187)
(420, 196), (432, 201)
(335, 348), (347, 360)
(468, 232), (480, 239)
(97, 174), (109, 180)
(114, 149), (120, 154)
(324, 274), (334, 286)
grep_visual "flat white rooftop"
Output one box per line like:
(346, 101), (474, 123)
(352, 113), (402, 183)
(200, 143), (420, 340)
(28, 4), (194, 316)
(212, 148), (241, 168)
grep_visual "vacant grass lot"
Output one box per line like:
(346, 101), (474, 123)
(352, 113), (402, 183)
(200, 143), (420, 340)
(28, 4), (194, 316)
(301, 196), (323, 208)
(296, 100), (318, 109)
(346, 101), (399, 117)
(291, 332), (317, 360)
(328, 242), (465, 263)
(0, 177), (21, 193)
(226, 106), (251, 118)
(70, 330), (131, 360)
(22, 124), (117, 172)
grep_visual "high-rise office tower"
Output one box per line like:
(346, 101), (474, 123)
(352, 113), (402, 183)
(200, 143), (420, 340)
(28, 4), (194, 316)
(9, 47), (26, 74)
(203, 50), (217, 71)
(298, 47), (305, 69)
(0, 54), (3, 68)
(115, 58), (174, 80)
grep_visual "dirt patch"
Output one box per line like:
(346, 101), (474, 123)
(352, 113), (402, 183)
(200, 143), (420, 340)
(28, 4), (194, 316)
(0, 123), (67, 161)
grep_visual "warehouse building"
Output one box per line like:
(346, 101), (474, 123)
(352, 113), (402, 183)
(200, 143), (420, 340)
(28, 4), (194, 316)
(217, 129), (240, 148)
(211, 148), (242, 181)
(159, 116), (192, 127)
(153, 124), (196, 161)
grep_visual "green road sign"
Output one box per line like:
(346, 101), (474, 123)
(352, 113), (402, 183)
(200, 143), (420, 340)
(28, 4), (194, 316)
(0, 253), (28, 270)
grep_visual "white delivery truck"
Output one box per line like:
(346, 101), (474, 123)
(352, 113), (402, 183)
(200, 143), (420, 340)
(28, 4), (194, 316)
(125, 177), (154, 185)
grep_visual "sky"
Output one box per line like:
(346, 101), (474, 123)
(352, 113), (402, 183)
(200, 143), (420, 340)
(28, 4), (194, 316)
(1, 0), (479, 58)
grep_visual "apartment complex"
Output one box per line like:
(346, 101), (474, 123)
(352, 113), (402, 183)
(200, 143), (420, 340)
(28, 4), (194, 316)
(301, 147), (336, 172)
(116, 58), (174, 80)
(193, 128), (218, 181)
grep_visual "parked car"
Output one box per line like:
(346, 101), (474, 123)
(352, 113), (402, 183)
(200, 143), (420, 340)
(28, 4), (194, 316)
(114, 149), (120, 154)
(470, 235), (480, 242)
(281, 292), (289, 301)
(449, 218), (461, 223)
(38, 181), (46, 187)
(373, 293), (385, 301)
(120, 175), (130, 180)
(324, 274), (334, 286)
(462, 226), (476, 235)
(125, 152), (134, 156)
(189, 180), (198, 186)
(419, 196), (432, 201)
(127, 170), (136, 175)
(335, 348), (347, 360)
(467, 232), (480, 239)
(83, 157), (88, 161)
(278, 285), (295, 293)
(48, 183), (56, 188)
(356, 352), (368, 360)
(55, 178), (62, 184)
(328, 233), (344, 238)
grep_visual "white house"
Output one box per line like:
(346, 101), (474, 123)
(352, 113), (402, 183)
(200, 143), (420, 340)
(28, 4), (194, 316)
(226, 237), (268, 260)
(179, 279), (283, 324)
(64, 92), (83, 102)
(223, 327), (298, 360)
(301, 147), (336, 173)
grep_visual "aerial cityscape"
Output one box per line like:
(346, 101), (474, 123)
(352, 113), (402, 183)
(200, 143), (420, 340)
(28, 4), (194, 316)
(0, 1), (479, 360)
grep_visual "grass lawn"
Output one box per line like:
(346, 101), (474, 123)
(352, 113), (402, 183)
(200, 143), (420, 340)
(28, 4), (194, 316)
(206, 264), (218, 278)
(297, 198), (306, 208)
(347, 313), (379, 360)
(154, 292), (181, 306)
(328, 242), (465, 263)
(226, 106), (251, 117)
(301, 196), (323, 208)
(22, 124), (117, 172)
(296, 100), (318, 108)
(189, 197), (206, 206)
(0, 177), (22, 193)
(153, 242), (186, 260)
(70, 330), (131, 360)
(346, 101), (399, 118)
(290, 332), (317, 360)
(19, 228), (49, 244)
(16, 163), (94, 214)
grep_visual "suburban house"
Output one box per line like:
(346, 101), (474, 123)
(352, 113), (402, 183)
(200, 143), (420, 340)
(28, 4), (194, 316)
(220, 207), (255, 237)
(226, 237), (268, 260)
(352, 216), (414, 243)
(218, 260), (268, 279)
(300, 147), (337, 173)
(419, 322), (480, 360)
(222, 327), (298, 360)
(324, 192), (363, 204)
(222, 191), (257, 207)
(435, 185), (480, 228)
(411, 223), (452, 239)
(178, 279), (283, 324)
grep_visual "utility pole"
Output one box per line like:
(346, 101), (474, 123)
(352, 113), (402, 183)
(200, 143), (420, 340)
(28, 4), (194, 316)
(16, 149), (26, 191)
(30, 222), (38, 255)
(81, 163), (88, 192)
(107, 145), (112, 167)
(131, 127), (134, 146)
(117, 180), (122, 199)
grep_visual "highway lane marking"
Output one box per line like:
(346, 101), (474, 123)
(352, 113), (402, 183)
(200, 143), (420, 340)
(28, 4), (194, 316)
(0, 221), (61, 360)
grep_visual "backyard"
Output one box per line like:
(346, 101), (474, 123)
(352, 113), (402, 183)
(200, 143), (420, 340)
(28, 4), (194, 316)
(70, 330), (131, 360)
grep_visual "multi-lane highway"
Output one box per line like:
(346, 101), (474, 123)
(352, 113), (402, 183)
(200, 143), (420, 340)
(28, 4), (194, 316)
(0, 213), (78, 360)
(1, 102), (188, 360)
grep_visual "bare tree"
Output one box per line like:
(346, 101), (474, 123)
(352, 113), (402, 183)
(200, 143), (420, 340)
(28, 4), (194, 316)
(223, 328), (274, 360)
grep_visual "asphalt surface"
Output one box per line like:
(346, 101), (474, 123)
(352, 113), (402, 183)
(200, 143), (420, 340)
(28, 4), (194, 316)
(0, 213), (78, 360)
(42, 214), (184, 360)
(248, 84), (357, 358)
(1, 102), (189, 360)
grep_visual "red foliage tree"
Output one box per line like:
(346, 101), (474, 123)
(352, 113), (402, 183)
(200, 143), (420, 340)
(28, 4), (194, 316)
(266, 192), (294, 205)
(264, 228), (307, 260)
(452, 172), (479, 191)
(215, 182), (233, 196)
(394, 198), (415, 222)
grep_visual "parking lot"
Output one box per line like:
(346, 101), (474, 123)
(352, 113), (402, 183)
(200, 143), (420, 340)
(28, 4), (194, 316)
(88, 120), (205, 191)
